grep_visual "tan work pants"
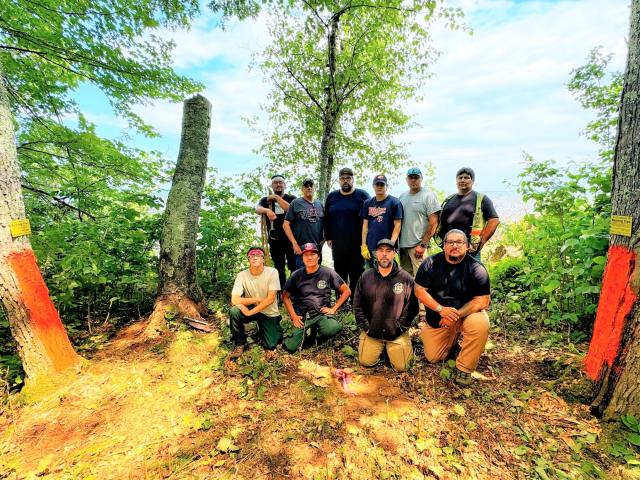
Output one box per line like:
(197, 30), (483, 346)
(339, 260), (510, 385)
(358, 331), (413, 372)
(420, 311), (489, 373)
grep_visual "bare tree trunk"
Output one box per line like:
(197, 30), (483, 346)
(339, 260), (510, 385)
(318, 14), (340, 201)
(585, 0), (640, 419)
(145, 95), (211, 336)
(0, 69), (80, 378)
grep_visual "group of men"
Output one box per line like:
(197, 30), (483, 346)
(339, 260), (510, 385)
(229, 167), (499, 386)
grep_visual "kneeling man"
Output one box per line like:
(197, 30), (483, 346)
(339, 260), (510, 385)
(353, 239), (419, 372)
(282, 243), (350, 352)
(229, 246), (283, 357)
(415, 229), (490, 386)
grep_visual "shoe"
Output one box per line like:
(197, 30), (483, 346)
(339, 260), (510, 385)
(452, 368), (472, 387)
(228, 344), (247, 360)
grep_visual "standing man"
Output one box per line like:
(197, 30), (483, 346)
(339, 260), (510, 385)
(414, 229), (491, 386)
(282, 243), (351, 352)
(360, 174), (403, 265)
(256, 174), (296, 288)
(283, 178), (324, 269)
(438, 167), (500, 260)
(353, 239), (419, 372)
(324, 167), (370, 293)
(229, 246), (283, 358)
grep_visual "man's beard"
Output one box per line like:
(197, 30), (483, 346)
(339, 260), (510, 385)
(273, 187), (284, 194)
(378, 258), (392, 268)
(340, 183), (352, 192)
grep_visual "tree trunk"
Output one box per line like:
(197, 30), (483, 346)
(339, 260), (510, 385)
(0, 68), (80, 378)
(145, 95), (211, 336)
(317, 14), (340, 201)
(585, 0), (640, 419)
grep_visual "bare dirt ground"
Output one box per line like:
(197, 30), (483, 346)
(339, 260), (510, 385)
(0, 318), (638, 479)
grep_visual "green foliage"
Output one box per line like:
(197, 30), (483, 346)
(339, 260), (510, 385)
(198, 172), (258, 296)
(490, 49), (620, 340)
(236, 345), (282, 401)
(250, 0), (465, 196)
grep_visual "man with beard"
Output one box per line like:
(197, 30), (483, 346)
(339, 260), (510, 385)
(414, 229), (491, 386)
(353, 239), (419, 372)
(283, 178), (324, 270)
(282, 243), (351, 352)
(256, 174), (296, 287)
(324, 167), (370, 294)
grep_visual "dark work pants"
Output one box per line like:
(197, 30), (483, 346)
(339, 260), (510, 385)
(229, 307), (283, 349)
(333, 249), (365, 295)
(269, 238), (296, 287)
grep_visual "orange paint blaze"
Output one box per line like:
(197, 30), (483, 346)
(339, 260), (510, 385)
(6, 250), (79, 372)
(584, 246), (637, 380)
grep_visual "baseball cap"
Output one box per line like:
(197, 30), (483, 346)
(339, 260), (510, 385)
(376, 238), (396, 250)
(339, 167), (354, 177)
(407, 167), (422, 177)
(302, 178), (314, 187)
(456, 167), (475, 180)
(372, 174), (388, 185)
(300, 243), (319, 254)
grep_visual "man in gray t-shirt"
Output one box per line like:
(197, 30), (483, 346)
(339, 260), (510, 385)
(399, 168), (441, 278)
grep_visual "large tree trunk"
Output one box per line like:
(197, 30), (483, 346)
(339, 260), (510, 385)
(585, 0), (640, 419)
(145, 95), (211, 336)
(0, 69), (80, 378)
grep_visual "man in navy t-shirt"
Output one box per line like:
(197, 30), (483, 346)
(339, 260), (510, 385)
(283, 178), (324, 269)
(360, 174), (403, 266)
(414, 229), (491, 387)
(324, 167), (370, 293)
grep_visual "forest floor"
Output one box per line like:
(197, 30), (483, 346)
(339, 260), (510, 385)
(1, 312), (639, 480)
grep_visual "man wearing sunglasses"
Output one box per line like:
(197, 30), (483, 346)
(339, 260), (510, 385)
(414, 229), (491, 386)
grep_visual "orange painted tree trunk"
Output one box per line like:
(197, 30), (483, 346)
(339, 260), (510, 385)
(145, 95), (211, 336)
(585, 0), (640, 419)
(0, 68), (80, 378)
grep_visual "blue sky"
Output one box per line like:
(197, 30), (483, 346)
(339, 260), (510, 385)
(75, 0), (629, 195)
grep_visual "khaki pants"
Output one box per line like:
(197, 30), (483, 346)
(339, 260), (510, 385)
(420, 311), (489, 373)
(358, 331), (413, 372)
(399, 246), (426, 316)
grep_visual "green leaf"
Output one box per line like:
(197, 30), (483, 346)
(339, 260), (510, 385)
(513, 445), (529, 456)
(627, 432), (640, 447)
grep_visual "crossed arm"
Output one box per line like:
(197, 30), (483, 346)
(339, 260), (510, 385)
(414, 284), (490, 329)
(231, 290), (278, 317)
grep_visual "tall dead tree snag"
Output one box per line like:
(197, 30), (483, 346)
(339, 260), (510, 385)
(0, 71), (80, 378)
(145, 95), (212, 336)
(585, 0), (640, 419)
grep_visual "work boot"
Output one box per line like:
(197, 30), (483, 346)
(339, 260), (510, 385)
(452, 368), (472, 387)
(228, 344), (247, 360)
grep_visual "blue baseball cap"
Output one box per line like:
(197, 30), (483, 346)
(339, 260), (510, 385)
(407, 167), (422, 176)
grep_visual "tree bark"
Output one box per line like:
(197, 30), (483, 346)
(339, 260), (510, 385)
(317, 13), (340, 201)
(145, 95), (211, 336)
(0, 68), (80, 378)
(585, 0), (640, 419)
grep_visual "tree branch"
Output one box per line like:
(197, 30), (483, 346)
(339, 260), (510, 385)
(21, 183), (96, 220)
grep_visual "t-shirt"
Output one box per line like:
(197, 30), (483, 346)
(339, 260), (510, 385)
(231, 267), (281, 317)
(324, 188), (370, 255)
(285, 198), (324, 246)
(284, 266), (345, 316)
(415, 252), (490, 328)
(439, 191), (498, 240)
(360, 195), (403, 252)
(399, 189), (441, 248)
(258, 193), (296, 242)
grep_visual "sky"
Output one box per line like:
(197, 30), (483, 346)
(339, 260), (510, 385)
(75, 0), (630, 196)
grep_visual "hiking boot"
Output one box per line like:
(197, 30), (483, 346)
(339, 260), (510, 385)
(452, 368), (472, 387)
(228, 344), (247, 360)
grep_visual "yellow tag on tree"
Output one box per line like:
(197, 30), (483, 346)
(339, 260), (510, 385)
(9, 219), (32, 238)
(610, 215), (632, 237)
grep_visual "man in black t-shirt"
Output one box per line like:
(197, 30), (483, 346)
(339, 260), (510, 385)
(256, 174), (296, 288)
(438, 167), (499, 260)
(414, 229), (491, 386)
(282, 243), (350, 352)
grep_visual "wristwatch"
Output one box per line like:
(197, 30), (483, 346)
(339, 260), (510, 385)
(419, 242), (426, 248)
(435, 305), (443, 313)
